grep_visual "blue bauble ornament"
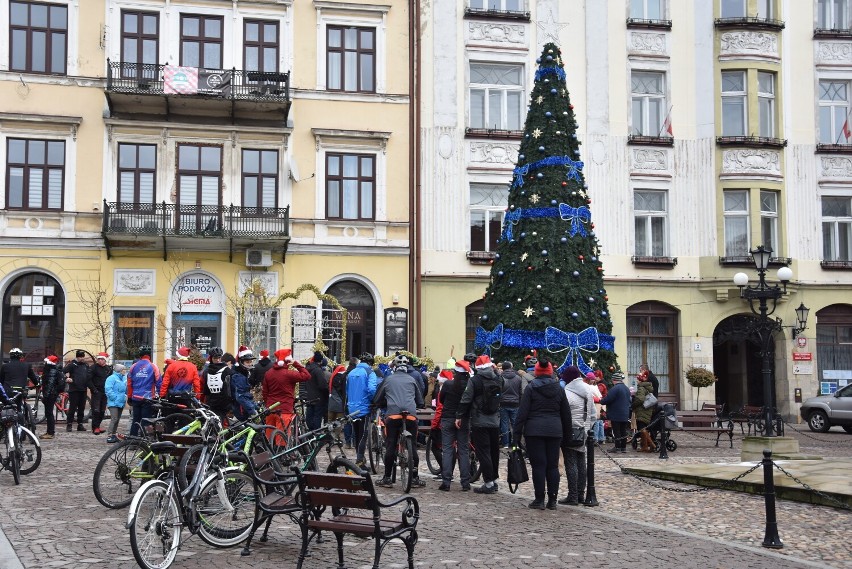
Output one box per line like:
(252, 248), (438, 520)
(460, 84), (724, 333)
(497, 271), (504, 277)
(601, 311), (608, 317)
(510, 261), (516, 266)
(545, 111), (552, 117)
(541, 250), (548, 256)
(561, 237), (568, 244)
(550, 88), (557, 94)
(546, 55), (553, 61)
(543, 306), (551, 313)
(563, 111), (569, 116)
(551, 199), (558, 205)
(591, 257), (597, 262)
(536, 58), (541, 63)
(520, 191), (526, 196)
(505, 304), (511, 309)
(519, 154), (525, 160)
(544, 78), (550, 83)
(509, 280), (514, 286)
(573, 270), (580, 276)
(495, 253), (501, 259)
(525, 134), (530, 138)
(481, 314), (488, 321)
(536, 173), (543, 179)
(538, 146), (545, 152)
(588, 297), (595, 303)
(520, 232), (526, 238)
(571, 134), (577, 139)
(572, 312), (579, 318)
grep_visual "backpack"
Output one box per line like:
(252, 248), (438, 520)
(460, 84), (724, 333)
(206, 369), (226, 394)
(477, 376), (502, 415)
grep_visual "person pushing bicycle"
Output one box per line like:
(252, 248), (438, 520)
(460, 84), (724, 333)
(373, 353), (426, 488)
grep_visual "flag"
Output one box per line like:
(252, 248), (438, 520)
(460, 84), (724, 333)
(661, 108), (673, 137)
(843, 118), (851, 142)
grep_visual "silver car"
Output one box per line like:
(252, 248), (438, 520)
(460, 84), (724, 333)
(800, 383), (852, 433)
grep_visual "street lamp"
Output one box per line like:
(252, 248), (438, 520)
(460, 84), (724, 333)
(733, 245), (808, 437)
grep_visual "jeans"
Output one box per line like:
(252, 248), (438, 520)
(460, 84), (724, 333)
(562, 446), (586, 501)
(67, 391), (87, 427)
(525, 436), (561, 501)
(499, 407), (519, 447)
(470, 426), (500, 484)
(90, 389), (107, 430)
(440, 417), (470, 486)
(42, 394), (57, 435)
(129, 399), (153, 437)
(107, 406), (124, 436)
(592, 419), (605, 442)
(383, 417), (419, 480)
(612, 420), (630, 451)
(305, 401), (328, 431)
(353, 417), (366, 462)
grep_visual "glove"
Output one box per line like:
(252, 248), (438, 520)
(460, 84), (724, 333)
(284, 355), (294, 364)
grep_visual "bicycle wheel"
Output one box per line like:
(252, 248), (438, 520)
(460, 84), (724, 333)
(93, 439), (155, 509)
(197, 467), (260, 548)
(327, 456), (363, 476)
(367, 423), (383, 475)
(398, 435), (413, 493)
(161, 413), (193, 433)
(425, 430), (441, 475)
(17, 428), (42, 475)
(5, 428), (20, 485)
(251, 426), (291, 470)
(177, 444), (205, 490)
(129, 480), (181, 569)
(469, 449), (481, 483)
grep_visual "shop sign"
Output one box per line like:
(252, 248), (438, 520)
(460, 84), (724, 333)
(174, 273), (221, 309)
(384, 308), (408, 355)
(793, 363), (813, 375)
(119, 317), (151, 328)
(792, 352), (812, 361)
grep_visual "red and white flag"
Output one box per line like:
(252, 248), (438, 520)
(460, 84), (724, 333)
(661, 107), (673, 137)
(842, 118), (851, 142)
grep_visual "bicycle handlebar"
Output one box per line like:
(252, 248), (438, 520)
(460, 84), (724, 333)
(296, 412), (362, 443)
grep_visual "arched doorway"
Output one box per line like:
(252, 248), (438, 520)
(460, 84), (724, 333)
(325, 280), (375, 360)
(625, 301), (679, 402)
(713, 314), (771, 410)
(2, 272), (65, 362)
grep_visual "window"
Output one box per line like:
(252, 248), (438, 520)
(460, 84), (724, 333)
(758, 72), (775, 138)
(626, 302), (678, 394)
(180, 14), (223, 69)
(9, 1), (67, 74)
(465, 299), (485, 354)
(760, 190), (778, 254)
(724, 190), (749, 256)
(241, 149), (278, 212)
(631, 71), (665, 136)
(818, 0), (851, 29)
(6, 138), (64, 210)
(819, 81), (851, 144)
(325, 153), (375, 220)
(469, 63), (524, 131)
(822, 196), (852, 261)
(634, 190), (667, 256)
(244, 20), (278, 75)
(720, 0), (745, 18)
(722, 71), (747, 136)
(113, 310), (155, 363)
(816, 306), (852, 385)
(121, 10), (158, 79)
(631, 0), (664, 20)
(326, 26), (375, 93)
(177, 144), (222, 233)
(239, 308), (279, 355)
(469, 0), (523, 10)
(757, 0), (774, 18)
(118, 143), (156, 207)
(470, 184), (506, 252)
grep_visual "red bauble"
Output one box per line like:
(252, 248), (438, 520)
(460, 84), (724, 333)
(586, 198), (592, 204)
(591, 223), (595, 229)
(597, 267), (603, 272)
(562, 182), (567, 187)
(609, 366), (614, 371)
(578, 255), (584, 260)
(527, 266), (533, 271)
(569, 105), (574, 109)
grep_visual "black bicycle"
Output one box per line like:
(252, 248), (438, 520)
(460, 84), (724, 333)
(1, 392), (42, 485)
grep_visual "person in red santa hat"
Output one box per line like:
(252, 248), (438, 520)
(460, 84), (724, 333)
(89, 352), (113, 435)
(261, 348), (310, 434)
(159, 346), (201, 401)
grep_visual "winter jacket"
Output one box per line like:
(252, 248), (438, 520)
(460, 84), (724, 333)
(249, 357), (273, 388)
(327, 365), (347, 414)
(127, 357), (160, 401)
(202, 361), (233, 413)
(600, 382), (631, 422)
(0, 360), (39, 392)
(564, 379), (597, 452)
(88, 362), (112, 393)
(513, 376), (572, 441)
(40, 364), (64, 399)
(345, 362), (377, 419)
(230, 364), (257, 420)
(438, 373), (469, 419)
(373, 369), (424, 416)
(631, 380), (655, 425)
(105, 370), (128, 408)
(159, 358), (201, 397)
(499, 369), (523, 408)
(456, 367), (502, 429)
(63, 360), (91, 393)
(261, 360), (309, 415)
(304, 361), (330, 405)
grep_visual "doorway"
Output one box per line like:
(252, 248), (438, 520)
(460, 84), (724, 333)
(713, 314), (769, 410)
(324, 280), (375, 360)
(173, 313), (221, 358)
(2, 272), (65, 363)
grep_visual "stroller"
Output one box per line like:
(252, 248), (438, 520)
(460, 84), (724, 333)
(630, 403), (678, 452)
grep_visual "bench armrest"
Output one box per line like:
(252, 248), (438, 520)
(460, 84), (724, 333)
(376, 494), (420, 528)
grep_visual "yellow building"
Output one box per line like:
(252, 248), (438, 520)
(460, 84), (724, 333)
(0, 0), (413, 366)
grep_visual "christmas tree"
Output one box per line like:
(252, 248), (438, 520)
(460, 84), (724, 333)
(475, 42), (618, 377)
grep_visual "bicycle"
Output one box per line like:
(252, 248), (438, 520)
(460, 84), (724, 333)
(0, 392), (43, 485)
(424, 428), (481, 483)
(366, 409), (386, 475)
(383, 411), (419, 493)
(282, 397), (314, 448)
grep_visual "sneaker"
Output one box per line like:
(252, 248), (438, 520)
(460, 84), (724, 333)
(546, 497), (558, 510)
(93, 428), (103, 435)
(116, 433), (126, 441)
(377, 477), (394, 488)
(105, 436), (118, 444)
(528, 499), (545, 510)
(39, 433), (54, 440)
(438, 483), (450, 491)
(66, 425), (72, 433)
(77, 425), (86, 431)
(411, 477), (426, 488)
(620, 448), (628, 454)
(461, 484), (471, 492)
(473, 483), (497, 495)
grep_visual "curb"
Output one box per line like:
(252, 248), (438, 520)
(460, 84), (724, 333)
(0, 525), (24, 569)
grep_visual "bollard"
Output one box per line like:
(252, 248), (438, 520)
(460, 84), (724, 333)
(761, 449), (783, 549)
(658, 418), (669, 460)
(584, 429), (599, 507)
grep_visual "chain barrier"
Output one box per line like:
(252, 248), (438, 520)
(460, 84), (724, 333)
(592, 441), (762, 493)
(781, 420), (852, 445)
(771, 461), (852, 511)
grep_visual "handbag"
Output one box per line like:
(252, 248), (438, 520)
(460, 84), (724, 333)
(564, 393), (588, 448)
(643, 393), (658, 409)
(507, 447), (529, 493)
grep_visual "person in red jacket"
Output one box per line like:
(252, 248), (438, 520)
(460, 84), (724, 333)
(159, 346), (201, 398)
(261, 348), (310, 434)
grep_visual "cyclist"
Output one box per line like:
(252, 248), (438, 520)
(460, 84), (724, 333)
(437, 359), (472, 491)
(231, 346), (257, 421)
(373, 353), (426, 489)
(202, 347), (233, 424)
(0, 348), (39, 428)
(346, 352), (377, 467)
(88, 352), (112, 435)
(159, 345), (201, 400)
(128, 346), (160, 437)
(39, 355), (63, 440)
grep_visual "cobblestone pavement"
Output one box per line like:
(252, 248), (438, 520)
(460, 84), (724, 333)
(0, 418), (850, 569)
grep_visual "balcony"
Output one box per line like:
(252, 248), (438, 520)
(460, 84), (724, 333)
(714, 17), (785, 31)
(720, 255), (790, 267)
(716, 135), (787, 149)
(626, 18), (672, 30)
(102, 201), (290, 262)
(105, 61), (291, 125)
(627, 135), (674, 147)
(631, 255), (677, 268)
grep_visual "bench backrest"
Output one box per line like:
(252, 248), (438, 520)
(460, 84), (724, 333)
(300, 471), (375, 513)
(678, 411), (721, 427)
(701, 403), (724, 414)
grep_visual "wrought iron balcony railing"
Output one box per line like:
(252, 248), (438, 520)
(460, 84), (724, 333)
(105, 60), (290, 103)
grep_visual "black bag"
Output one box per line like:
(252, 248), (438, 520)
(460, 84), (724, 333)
(478, 376), (502, 415)
(564, 392), (588, 448)
(507, 447), (529, 493)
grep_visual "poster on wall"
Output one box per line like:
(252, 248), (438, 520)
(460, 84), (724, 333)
(384, 308), (408, 356)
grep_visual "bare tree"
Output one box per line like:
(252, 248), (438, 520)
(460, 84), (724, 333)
(69, 275), (116, 353)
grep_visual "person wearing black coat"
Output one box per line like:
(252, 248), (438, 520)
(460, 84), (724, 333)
(513, 359), (572, 510)
(63, 350), (91, 432)
(88, 353), (113, 435)
(600, 371), (631, 453)
(304, 352), (330, 431)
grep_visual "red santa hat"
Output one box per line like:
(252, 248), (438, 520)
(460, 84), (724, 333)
(238, 345), (254, 360)
(454, 360), (472, 374)
(176, 346), (191, 358)
(44, 355), (60, 365)
(259, 349), (270, 358)
(274, 348), (292, 365)
(474, 354), (493, 370)
(96, 352), (109, 360)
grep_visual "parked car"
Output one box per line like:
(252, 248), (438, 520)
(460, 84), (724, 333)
(800, 383), (852, 433)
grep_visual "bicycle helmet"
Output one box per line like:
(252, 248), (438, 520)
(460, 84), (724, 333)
(391, 353), (411, 369)
(138, 346), (152, 358)
(359, 352), (374, 365)
(208, 346), (224, 359)
(463, 353), (477, 364)
(9, 348), (23, 359)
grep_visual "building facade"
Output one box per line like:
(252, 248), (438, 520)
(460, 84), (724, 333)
(418, 0), (852, 418)
(0, 0), (412, 366)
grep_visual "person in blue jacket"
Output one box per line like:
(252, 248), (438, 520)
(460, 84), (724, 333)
(346, 352), (377, 466)
(105, 364), (128, 443)
(599, 371), (631, 453)
(231, 347), (258, 421)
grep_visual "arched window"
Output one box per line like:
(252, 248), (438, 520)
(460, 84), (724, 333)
(325, 280), (375, 360)
(465, 299), (484, 354)
(626, 301), (679, 395)
(2, 273), (65, 362)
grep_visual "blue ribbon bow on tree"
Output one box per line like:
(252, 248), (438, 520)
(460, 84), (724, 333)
(558, 203), (591, 237)
(565, 159), (584, 181)
(501, 208), (522, 242)
(474, 324), (504, 355)
(545, 326), (600, 374)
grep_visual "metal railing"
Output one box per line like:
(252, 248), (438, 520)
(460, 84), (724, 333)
(106, 60), (290, 102)
(102, 201), (290, 240)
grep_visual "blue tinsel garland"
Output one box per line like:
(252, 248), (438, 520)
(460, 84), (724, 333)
(500, 204), (591, 240)
(534, 66), (566, 82)
(513, 155), (585, 188)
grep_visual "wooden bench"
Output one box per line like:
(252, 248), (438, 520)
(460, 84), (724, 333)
(295, 468), (419, 569)
(415, 408), (436, 436)
(728, 405), (763, 435)
(675, 410), (734, 448)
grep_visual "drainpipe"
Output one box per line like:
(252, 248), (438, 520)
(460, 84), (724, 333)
(408, 0), (423, 354)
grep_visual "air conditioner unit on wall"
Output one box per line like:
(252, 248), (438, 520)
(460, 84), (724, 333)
(246, 249), (273, 268)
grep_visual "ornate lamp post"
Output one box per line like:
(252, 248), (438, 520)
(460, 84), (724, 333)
(733, 246), (808, 437)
